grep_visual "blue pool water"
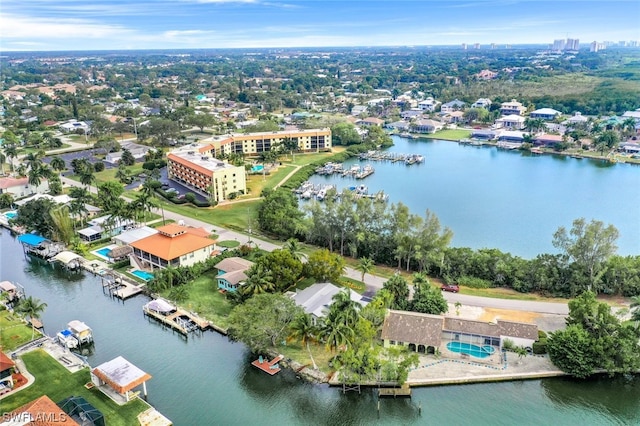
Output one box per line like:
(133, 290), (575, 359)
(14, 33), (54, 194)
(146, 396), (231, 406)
(251, 164), (264, 172)
(131, 269), (154, 281)
(447, 342), (495, 359)
(4, 211), (17, 219)
(96, 248), (111, 257)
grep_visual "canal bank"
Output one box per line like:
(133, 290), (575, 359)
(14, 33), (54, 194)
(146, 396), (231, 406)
(2, 232), (640, 425)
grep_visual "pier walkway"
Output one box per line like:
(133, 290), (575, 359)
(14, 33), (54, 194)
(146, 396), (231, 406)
(143, 304), (211, 335)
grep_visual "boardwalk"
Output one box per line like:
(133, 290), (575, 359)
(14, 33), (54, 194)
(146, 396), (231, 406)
(143, 304), (210, 335)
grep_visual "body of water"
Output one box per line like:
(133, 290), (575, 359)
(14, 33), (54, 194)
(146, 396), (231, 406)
(1, 231), (639, 425)
(308, 137), (640, 258)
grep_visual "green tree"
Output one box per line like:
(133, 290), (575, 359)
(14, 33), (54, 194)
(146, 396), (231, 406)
(283, 238), (304, 261)
(15, 296), (48, 339)
(257, 188), (305, 239)
(630, 296), (640, 321)
(288, 313), (319, 369)
(410, 282), (448, 315)
(240, 263), (275, 297)
(356, 257), (374, 284)
(120, 149), (135, 166)
(49, 205), (75, 245)
(304, 249), (345, 282)
(49, 156), (66, 172)
(227, 293), (303, 353)
(330, 122), (361, 145)
(552, 218), (619, 293)
(382, 274), (410, 310)
(257, 249), (303, 291)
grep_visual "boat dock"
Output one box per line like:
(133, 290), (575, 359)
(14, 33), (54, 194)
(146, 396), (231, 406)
(378, 384), (412, 398)
(99, 271), (145, 300)
(251, 354), (284, 375)
(143, 299), (211, 335)
(294, 182), (389, 203)
(357, 151), (424, 165)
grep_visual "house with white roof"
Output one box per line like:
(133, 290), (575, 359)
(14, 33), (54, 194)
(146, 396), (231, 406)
(530, 108), (562, 120)
(289, 282), (368, 323)
(471, 98), (492, 109)
(418, 97), (439, 112)
(495, 114), (526, 130)
(59, 120), (90, 134)
(500, 99), (526, 116)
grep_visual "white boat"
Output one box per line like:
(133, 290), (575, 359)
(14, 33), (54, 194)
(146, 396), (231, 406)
(57, 329), (79, 349)
(355, 184), (368, 194)
(67, 320), (93, 345)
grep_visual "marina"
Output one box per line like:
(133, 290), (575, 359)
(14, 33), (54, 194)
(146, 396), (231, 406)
(314, 162), (377, 178)
(294, 182), (389, 202)
(357, 150), (424, 165)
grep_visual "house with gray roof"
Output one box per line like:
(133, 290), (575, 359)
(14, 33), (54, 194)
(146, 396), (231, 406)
(215, 257), (254, 292)
(289, 283), (368, 322)
(441, 99), (466, 113)
(381, 309), (538, 356)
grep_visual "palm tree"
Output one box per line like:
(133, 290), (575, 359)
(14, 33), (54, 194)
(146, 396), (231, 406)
(15, 296), (47, 339)
(0, 152), (5, 175)
(356, 257), (374, 284)
(284, 238), (304, 261)
(50, 156), (66, 173)
(27, 164), (43, 188)
(320, 316), (354, 352)
(4, 144), (18, 172)
(288, 313), (319, 369)
(240, 264), (275, 296)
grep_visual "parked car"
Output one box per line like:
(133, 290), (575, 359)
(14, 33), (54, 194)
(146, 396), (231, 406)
(441, 284), (460, 293)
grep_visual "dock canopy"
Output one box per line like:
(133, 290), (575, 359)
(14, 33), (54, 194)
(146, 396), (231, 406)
(0, 281), (17, 293)
(52, 251), (83, 266)
(92, 356), (152, 395)
(17, 233), (47, 246)
(145, 299), (175, 313)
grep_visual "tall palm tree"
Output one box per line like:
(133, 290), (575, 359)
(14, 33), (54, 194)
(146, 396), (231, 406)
(49, 156), (67, 173)
(4, 144), (18, 172)
(16, 296), (48, 339)
(320, 316), (354, 352)
(0, 152), (5, 175)
(356, 257), (374, 284)
(28, 164), (43, 188)
(288, 313), (319, 369)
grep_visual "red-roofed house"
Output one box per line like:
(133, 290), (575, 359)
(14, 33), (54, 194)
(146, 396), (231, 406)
(0, 177), (49, 199)
(5, 395), (80, 425)
(129, 224), (216, 270)
(0, 351), (15, 390)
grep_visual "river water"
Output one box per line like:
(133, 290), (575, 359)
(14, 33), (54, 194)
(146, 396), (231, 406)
(309, 137), (640, 258)
(2, 231), (640, 425)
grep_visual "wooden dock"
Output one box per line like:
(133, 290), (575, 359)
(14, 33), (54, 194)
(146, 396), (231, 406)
(113, 281), (145, 299)
(251, 354), (284, 375)
(378, 384), (412, 398)
(143, 305), (210, 335)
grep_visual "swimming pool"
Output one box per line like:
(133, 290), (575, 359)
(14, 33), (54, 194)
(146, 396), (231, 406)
(4, 211), (17, 219)
(251, 165), (264, 172)
(96, 247), (112, 257)
(447, 341), (495, 359)
(131, 269), (154, 281)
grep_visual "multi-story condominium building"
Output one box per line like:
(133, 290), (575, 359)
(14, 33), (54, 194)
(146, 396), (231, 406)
(167, 149), (246, 202)
(198, 128), (331, 157)
(500, 99), (527, 116)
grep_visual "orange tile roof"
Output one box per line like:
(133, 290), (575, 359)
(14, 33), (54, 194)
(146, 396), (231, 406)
(0, 351), (15, 372)
(8, 395), (80, 426)
(130, 231), (215, 261)
(167, 153), (214, 177)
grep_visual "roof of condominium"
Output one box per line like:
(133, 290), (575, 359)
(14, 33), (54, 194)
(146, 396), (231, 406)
(167, 151), (241, 176)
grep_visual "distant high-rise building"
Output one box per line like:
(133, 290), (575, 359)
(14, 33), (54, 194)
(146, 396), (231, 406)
(590, 41), (607, 52)
(618, 40), (627, 47)
(565, 38), (579, 51)
(491, 43), (496, 49)
(462, 43), (467, 50)
(553, 39), (566, 51)
(473, 43), (480, 49)
(630, 40), (638, 47)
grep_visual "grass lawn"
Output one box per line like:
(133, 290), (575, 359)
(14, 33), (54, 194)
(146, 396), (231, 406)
(278, 341), (336, 374)
(0, 309), (36, 351)
(2, 350), (148, 426)
(217, 240), (240, 248)
(337, 277), (366, 294)
(161, 275), (233, 329)
(281, 148), (346, 166)
(207, 201), (261, 230)
(424, 129), (472, 141)
(243, 164), (295, 198)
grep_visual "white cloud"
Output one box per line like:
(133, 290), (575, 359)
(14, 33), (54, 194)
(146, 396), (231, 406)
(1, 13), (134, 39)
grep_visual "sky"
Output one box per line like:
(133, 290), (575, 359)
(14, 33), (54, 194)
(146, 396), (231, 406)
(2, 0), (639, 52)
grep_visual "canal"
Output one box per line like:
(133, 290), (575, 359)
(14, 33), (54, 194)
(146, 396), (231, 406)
(308, 137), (640, 258)
(2, 231), (639, 425)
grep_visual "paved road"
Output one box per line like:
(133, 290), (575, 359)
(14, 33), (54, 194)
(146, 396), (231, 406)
(60, 176), (570, 316)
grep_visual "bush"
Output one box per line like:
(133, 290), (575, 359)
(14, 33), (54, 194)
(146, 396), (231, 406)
(532, 339), (548, 354)
(457, 275), (492, 289)
(502, 338), (515, 351)
(93, 162), (105, 172)
(111, 259), (130, 269)
(538, 330), (548, 339)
